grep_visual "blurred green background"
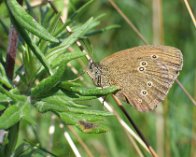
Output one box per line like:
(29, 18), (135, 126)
(0, 0), (196, 157)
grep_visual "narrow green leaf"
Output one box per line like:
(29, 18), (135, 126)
(49, 51), (85, 68)
(13, 19), (52, 75)
(0, 63), (12, 89)
(35, 95), (87, 113)
(86, 24), (121, 36)
(67, 107), (113, 116)
(52, 93), (98, 101)
(60, 81), (82, 88)
(60, 82), (119, 96)
(39, 12), (62, 51)
(69, 0), (94, 20)
(35, 97), (112, 116)
(0, 77), (12, 89)
(53, 0), (94, 36)
(13, 143), (32, 157)
(70, 86), (119, 95)
(67, 95), (98, 101)
(0, 62), (6, 76)
(48, 17), (100, 56)
(0, 105), (20, 129)
(31, 62), (66, 99)
(6, 0), (59, 43)
(0, 104), (6, 111)
(59, 112), (75, 125)
(76, 121), (108, 133)
(20, 101), (35, 125)
(43, 95), (87, 108)
(60, 112), (103, 125)
(47, 12), (61, 34)
(22, 45), (38, 83)
(0, 93), (12, 103)
(0, 85), (17, 102)
(60, 112), (108, 133)
(35, 101), (69, 113)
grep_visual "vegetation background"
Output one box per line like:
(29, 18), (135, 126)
(0, 0), (195, 157)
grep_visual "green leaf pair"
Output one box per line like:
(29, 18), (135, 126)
(60, 81), (119, 96)
(60, 112), (109, 133)
(0, 63), (12, 89)
(6, 0), (59, 43)
(31, 62), (66, 99)
(0, 101), (32, 129)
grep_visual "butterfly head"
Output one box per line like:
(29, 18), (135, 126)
(88, 59), (102, 86)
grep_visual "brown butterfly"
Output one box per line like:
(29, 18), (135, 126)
(88, 45), (183, 112)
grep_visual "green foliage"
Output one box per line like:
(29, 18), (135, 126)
(0, 0), (195, 157)
(0, 0), (119, 156)
(6, 0), (59, 43)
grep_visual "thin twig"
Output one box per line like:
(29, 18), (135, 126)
(100, 97), (147, 155)
(108, 0), (148, 44)
(176, 79), (196, 106)
(68, 126), (94, 157)
(59, 124), (82, 157)
(48, 114), (56, 152)
(112, 95), (159, 157)
(190, 75), (196, 157)
(183, 0), (196, 28)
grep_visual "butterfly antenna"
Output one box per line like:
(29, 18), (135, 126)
(112, 95), (159, 157)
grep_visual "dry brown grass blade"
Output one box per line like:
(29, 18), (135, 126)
(48, 114), (56, 152)
(101, 97), (147, 157)
(59, 124), (82, 157)
(152, 0), (164, 157)
(112, 95), (159, 157)
(108, 0), (148, 44)
(183, 0), (196, 28)
(176, 79), (196, 106)
(68, 126), (94, 157)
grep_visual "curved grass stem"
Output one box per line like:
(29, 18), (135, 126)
(183, 0), (196, 28)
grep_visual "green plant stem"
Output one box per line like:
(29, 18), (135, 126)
(3, 1), (23, 156)
(4, 123), (20, 157)
(5, 26), (18, 80)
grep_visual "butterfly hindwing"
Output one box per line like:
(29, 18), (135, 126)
(99, 45), (183, 112)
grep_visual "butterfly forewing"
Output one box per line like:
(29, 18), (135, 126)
(99, 45), (183, 112)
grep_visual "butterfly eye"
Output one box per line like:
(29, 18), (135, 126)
(147, 81), (153, 87)
(140, 61), (147, 66)
(141, 90), (148, 96)
(151, 54), (158, 59)
(135, 98), (142, 103)
(138, 66), (145, 72)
